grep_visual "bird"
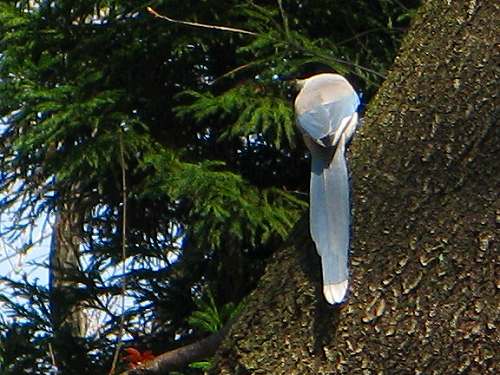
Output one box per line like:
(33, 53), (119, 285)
(294, 73), (360, 304)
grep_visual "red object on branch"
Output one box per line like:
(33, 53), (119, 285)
(123, 347), (155, 368)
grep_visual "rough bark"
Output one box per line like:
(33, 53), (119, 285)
(49, 210), (85, 337)
(211, 1), (499, 374)
(49, 193), (87, 372)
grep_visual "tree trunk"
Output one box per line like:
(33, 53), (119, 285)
(49, 194), (87, 372)
(49, 211), (85, 337)
(212, 1), (498, 373)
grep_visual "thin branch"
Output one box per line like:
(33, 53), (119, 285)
(146, 6), (383, 81)
(210, 62), (258, 84)
(276, 0), (290, 38)
(290, 40), (387, 80)
(337, 27), (403, 46)
(394, 0), (409, 11)
(332, 56), (386, 79)
(48, 343), (57, 367)
(147, 7), (257, 36)
(0, 240), (19, 271)
(108, 131), (128, 375)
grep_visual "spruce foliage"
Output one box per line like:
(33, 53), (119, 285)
(0, 0), (418, 373)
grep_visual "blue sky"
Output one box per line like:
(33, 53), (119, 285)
(0, 211), (52, 305)
(0, 117), (52, 305)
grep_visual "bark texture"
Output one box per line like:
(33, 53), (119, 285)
(49, 209), (85, 337)
(212, 0), (499, 373)
(49, 196), (87, 373)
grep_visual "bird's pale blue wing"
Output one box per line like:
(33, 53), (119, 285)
(297, 92), (359, 144)
(297, 104), (331, 141)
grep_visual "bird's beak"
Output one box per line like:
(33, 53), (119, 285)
(276, 74), (306, 92)
(294, 78), (306, 90)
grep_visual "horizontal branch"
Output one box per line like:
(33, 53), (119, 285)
(120, 319), (234, 375)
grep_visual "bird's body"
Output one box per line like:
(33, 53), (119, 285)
(294, 73), (359, 304)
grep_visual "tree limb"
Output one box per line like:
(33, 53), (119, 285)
(120, 319), (234, 375)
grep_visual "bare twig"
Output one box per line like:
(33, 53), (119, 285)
(147, 7), (383, 84)
(276, 0), (290, 38)
(48, 343), (57, 367)
(337, 27), (403, 46)
(147, 7), (257, 36)
(108, 131), (128, 375)
(210, 62), (257, 84)
(332, 56), (386, 79)
(291, 40), (387, 80)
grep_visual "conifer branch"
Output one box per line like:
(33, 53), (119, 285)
(147, 7), (257, 36)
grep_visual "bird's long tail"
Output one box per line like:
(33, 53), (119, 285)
(309, 133), (351, 304)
